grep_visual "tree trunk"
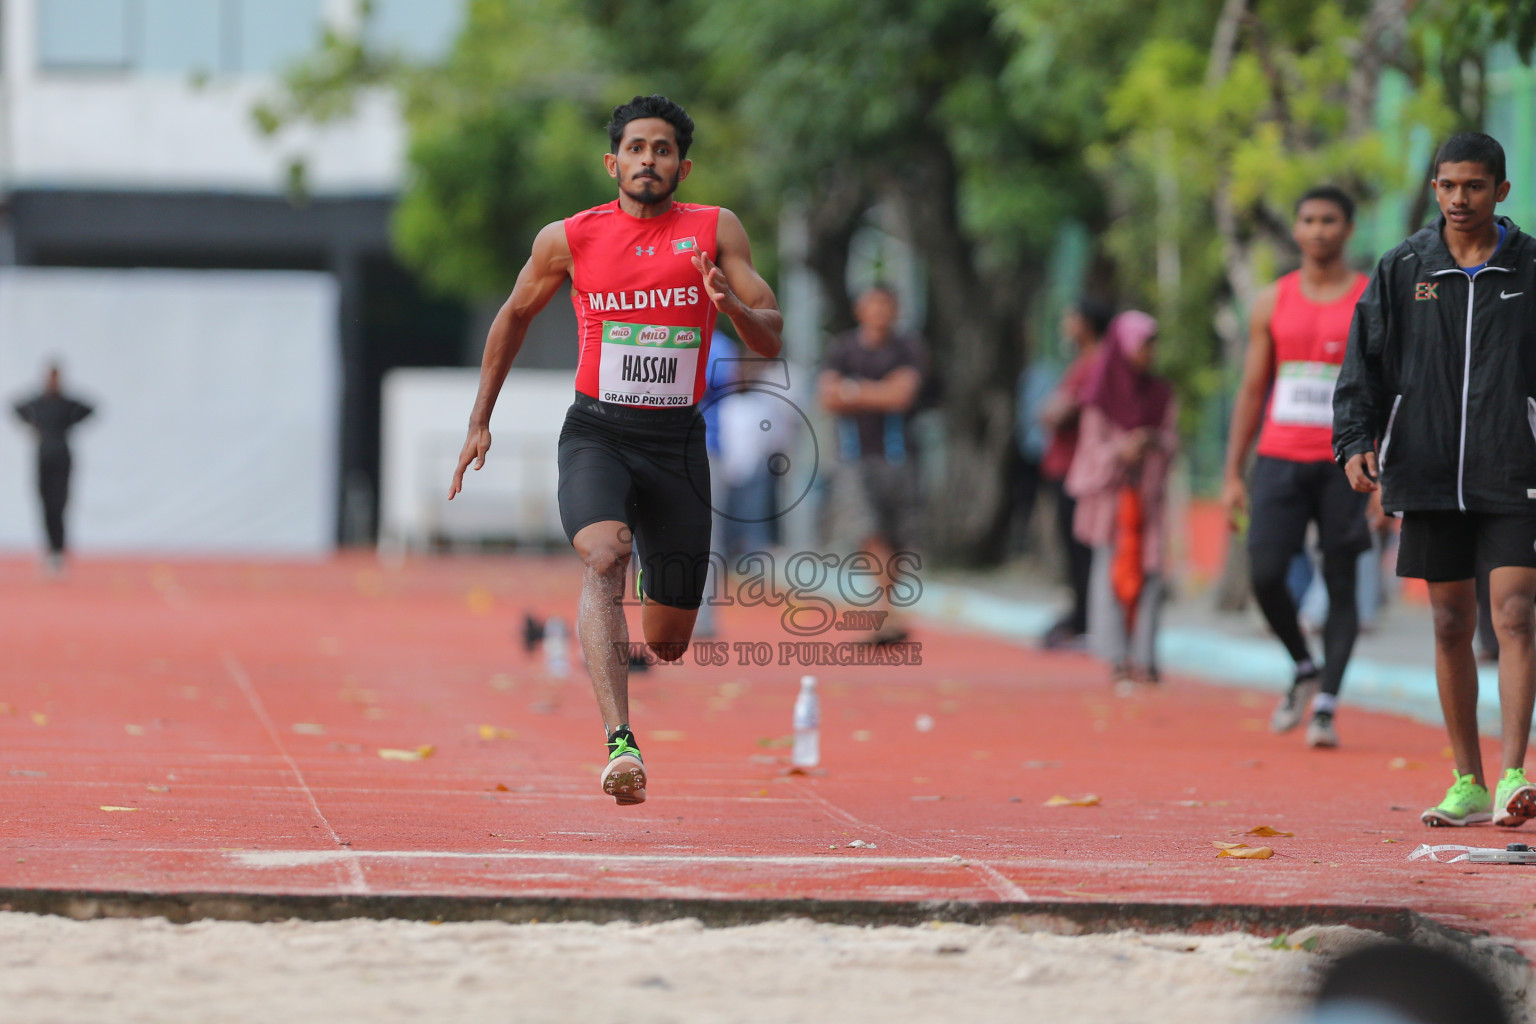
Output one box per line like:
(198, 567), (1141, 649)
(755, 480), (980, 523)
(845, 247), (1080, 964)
(801, 169), (868, 337)
(890, 145), (1017, 565)
(1347, 0), (1409, 139)
(1207, 0), (1255, 613)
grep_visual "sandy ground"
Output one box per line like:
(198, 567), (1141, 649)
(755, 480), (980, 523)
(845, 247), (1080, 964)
(0, 913), (1361, 1024)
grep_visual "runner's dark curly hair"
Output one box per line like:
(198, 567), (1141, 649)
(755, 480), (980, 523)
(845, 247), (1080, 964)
(607, 95), (695, 159)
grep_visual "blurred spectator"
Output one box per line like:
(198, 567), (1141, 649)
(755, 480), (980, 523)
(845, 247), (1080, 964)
(819, 284), (926, 644)
(1010, 353), (1057, 557)
(1307, 941), (1509, 1024)
(1038, 296), (1114, 648)
(13, 362), (94, 575)
(1064, 311), (1176, 686)
(718, 359), (796, 556)
(696, 330), (739, 637)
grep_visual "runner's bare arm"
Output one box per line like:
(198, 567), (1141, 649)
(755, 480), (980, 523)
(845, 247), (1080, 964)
(692, 209), (782, 358)
(1220, 284), (1279, 526)
(450, 222), (572, 499)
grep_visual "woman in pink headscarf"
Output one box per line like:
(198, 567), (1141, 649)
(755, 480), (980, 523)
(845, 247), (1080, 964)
(1063, 310), (1178, 686)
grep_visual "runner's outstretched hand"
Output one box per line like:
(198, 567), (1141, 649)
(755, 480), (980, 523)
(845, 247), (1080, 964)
(1344, 451), (1379, 494)
(692, 252), (738, 314)
(450, 425), (491, 499)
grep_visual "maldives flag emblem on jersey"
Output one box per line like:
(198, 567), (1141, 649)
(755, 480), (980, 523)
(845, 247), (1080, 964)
(672, 237), (698, 254)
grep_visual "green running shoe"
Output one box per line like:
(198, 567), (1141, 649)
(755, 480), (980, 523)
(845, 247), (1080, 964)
(601, 725), (646, 806)
(1494, 767), (1536, 827)
(1421, 770), (1491, 827)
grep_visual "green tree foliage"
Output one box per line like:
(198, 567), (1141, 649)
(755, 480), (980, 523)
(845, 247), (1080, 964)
(266, 0), (1534, 559)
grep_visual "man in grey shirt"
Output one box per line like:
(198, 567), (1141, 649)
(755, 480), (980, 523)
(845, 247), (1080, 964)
(14, 364), (93, 572)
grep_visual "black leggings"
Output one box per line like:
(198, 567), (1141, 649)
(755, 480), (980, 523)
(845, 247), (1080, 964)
(1249, 544), (1358, 697)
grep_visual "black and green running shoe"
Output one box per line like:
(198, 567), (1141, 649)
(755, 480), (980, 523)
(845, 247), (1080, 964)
(601, 725), (647, 806)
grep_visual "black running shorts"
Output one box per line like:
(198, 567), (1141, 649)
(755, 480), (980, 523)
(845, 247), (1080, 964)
(1396, 510), (1536, 582)
(1246, 455), (1371, 560)
(557, 393), (713, 609)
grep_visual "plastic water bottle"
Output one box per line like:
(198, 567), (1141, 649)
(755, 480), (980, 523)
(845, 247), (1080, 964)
(792, 675), (820, 768)
(544, 615), (570, 678)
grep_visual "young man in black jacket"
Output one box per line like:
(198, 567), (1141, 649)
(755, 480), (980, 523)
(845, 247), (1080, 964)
(1334, 132), (1536, 829)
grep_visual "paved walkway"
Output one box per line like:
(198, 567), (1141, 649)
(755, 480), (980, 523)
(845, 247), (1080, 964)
(924, 564), (1492, 731)
(0, 555), (1530, 982)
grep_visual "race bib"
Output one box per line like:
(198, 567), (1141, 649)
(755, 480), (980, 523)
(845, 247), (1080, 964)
(1271, 361), (1339, 428)
(597, 322), (702, 407)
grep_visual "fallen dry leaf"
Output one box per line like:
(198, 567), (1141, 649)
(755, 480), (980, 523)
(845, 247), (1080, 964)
(124, 724), (146, 736)
(1045, 794), (1101, 807)
(146, 785), (171, 794)
(1212, 842), (1273, 859)
(100, 806), (139, 812)
(31, 713), (47, 726)
(1212, 841), (1247, 851)
(291, 723), (326, 736)
(1388, 757), (1424, 771)
(1237, 826), (1295, 838)
(378, 745), (435, 761)
(478, 725), (514, 741)
(493, 783), (510, 792)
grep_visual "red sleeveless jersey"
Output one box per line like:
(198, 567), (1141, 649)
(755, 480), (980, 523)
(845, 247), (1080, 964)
(1255, 269), (1368, 463)
(564, 200), (721, 408)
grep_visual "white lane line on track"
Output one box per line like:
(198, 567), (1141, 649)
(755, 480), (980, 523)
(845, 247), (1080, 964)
(229, 849), (977, 870)
(223, 653), (369, 894)
(786, 783), (1030, 902)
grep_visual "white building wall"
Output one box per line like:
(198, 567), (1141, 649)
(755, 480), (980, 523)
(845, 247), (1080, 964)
(0, 0), (449, 195)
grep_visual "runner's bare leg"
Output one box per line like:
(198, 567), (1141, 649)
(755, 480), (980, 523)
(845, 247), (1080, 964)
(574, 521), (632, 733)
(1429, 579), (1484, 785)
(1488, 565), (1536, 772)
(642, 600), (697, 661)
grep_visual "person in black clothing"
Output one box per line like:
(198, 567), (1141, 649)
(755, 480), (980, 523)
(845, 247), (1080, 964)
(1333, 133), (1536, 829)
(819, 284), (926, 644)
(13, 363), (93, 572)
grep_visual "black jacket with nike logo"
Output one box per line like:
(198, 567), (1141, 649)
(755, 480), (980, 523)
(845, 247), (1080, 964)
(1333, 214), (1536, 514)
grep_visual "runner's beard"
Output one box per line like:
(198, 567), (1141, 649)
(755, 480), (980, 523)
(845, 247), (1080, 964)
(622, 172), (679, 207)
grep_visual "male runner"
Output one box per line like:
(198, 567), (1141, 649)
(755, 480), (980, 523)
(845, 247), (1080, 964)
(1334, 133), (1536, 827)
(1222, 186), (1370, 749)
(450, 95), (782, 805)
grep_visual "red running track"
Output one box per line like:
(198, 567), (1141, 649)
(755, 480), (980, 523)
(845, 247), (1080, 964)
(0, 555), (1531, 957)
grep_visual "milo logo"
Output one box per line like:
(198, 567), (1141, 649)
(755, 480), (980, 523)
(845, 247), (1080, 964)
(607, 325), (633, 341)
(638, 326), (671, 345)
(675, 330), (698, 345)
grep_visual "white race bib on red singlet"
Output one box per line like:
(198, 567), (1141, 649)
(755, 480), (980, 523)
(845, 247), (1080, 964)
(1271, 361), (1339, 428)
(596, 321), (702, 407)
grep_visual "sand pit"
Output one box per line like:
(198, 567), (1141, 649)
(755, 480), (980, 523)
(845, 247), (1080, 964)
(0, 912), (1360, 1023)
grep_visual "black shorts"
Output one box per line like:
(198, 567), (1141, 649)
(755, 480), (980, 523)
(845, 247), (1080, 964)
(1396, 510), (1536, 582)
(1246, 456), (1371, 560)
(557, 393), (713, 609)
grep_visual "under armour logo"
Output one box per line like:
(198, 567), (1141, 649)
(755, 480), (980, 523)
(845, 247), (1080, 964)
(635, 246), (655, 257)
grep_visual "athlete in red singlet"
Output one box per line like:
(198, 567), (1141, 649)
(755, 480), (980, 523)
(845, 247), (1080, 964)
(1222, 186), (1372, 749)
(449, 95), (782, 805)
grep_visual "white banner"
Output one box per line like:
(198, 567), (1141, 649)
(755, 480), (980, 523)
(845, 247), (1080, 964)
(0, 268), (339, 555)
